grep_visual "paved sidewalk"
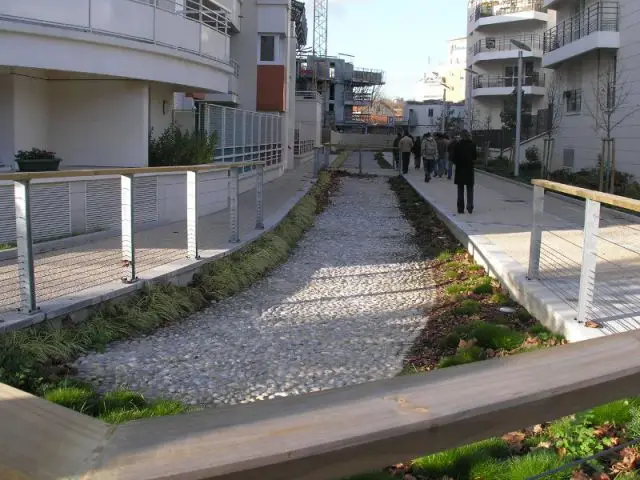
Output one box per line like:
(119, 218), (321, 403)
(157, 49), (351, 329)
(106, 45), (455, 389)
(0, 161), (315, 329)
(392, 155), (640, 340)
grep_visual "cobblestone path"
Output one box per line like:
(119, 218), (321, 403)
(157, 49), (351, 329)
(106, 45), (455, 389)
(74, 153), (435, 406)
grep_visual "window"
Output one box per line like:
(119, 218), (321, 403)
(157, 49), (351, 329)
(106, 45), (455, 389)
(329, 84), (335, 101)
(565, 89), (582, 113)
(428, 108), (434, 117)
(329, 103), (334, 112)
(259, 35), (276, 62)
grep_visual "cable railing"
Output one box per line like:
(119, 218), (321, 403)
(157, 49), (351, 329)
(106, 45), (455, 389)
(528, 179), (640, 334)
(543, 1), (619, 53)
(473, 72), (546, 89)
(473, 33), (544, 55)
(474, 0), (544, 21)
(0, 0), (232, 65)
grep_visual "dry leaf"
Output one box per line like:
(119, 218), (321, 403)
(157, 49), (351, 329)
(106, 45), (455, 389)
(533, 424), (544, 434)
(557, 446), (568, 458)
(591, 474), (611, 480)
(585, 320), (602, 328)
(524, 336), (540, 345)
(458, 338), (477, 349)
(536, 441), (553, 449)
(611, 447), (640, 473)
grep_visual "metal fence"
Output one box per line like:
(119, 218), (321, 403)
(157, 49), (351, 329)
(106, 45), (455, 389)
(0, 162), (273, 317)
(473, 33), (544, 55)
(527, 180), (640, 335)
(474, 0), (544, 21)
(543, 1), (619, 53)
(0, 0), (232, 65)
(294, 121), (317, 157)
(473, 72), (546, 89)
(199, 104), (284, 168)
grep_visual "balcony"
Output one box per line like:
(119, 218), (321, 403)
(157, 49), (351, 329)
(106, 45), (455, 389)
(473, 34), (544, 62)
(0, 0), (232, 91)
(542, 2), (620, 68)
(472, 73), (546, 97)
(473, 0), (549, 29)
(344, 91), (371, 105)
(352, 69), (385, 85)
(203, 58), (239, 105)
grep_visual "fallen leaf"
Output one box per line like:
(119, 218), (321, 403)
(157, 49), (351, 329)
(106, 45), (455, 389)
(591, 474), (611, 480)
(585, 320), (602, 328)
(557, 447), (568, 458)
(611, 447), (640, 473)
(458, 338), (477, 349)
(571, 471), (590, 480)
(524, 336), (540, 346)
(485, 348), (496, 358)
(533, 424), (544, 434)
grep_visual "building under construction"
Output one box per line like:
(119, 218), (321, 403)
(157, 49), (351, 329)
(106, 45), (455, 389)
(296, 55), (385, 132)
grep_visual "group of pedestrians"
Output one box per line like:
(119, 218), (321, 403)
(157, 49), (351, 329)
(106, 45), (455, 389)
(392, 130), (477, 215)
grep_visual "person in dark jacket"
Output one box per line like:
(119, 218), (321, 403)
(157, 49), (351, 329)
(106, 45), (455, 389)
(392, 133), (401, 169)
(446, 134), (458, 180)
(412, 134), (422, 169)
(451, 130), (477, 214)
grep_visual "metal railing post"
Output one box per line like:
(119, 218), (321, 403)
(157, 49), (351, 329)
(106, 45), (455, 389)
(121, 174), (137, 283)
(186, 170), (199, 259)
(324, 145), (329, 168)
(255, 164), (264, 229)
(312, 148), (319, 178)
(14, 180), (37, 313)
(528, 185), (544, 280)
(577, 199), (600, 323)
(358, 149), (363, 175)
(229, 167), (240, 243)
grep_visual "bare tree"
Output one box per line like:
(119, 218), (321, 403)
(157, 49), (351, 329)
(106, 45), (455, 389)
(584, 61), (640, 192)
(539, 72), (565, 179)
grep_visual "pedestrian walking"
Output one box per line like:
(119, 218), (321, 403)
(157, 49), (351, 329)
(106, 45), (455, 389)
(435, 133), (447, 178)
(446, 134), (459, 180)
(421, 133), (438, 182)
(451, 130), (477, 214)
(413, 134), (422, 169)
(392, 132), (401, 169)
(398, 131), (413, 175)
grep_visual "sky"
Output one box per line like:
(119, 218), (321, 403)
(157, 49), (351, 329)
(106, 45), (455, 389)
(301, 0), (468, 99)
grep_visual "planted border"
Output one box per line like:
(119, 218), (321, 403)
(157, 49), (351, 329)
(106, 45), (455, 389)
(0, 161), (344, 423)
(348, 176), (640, 480)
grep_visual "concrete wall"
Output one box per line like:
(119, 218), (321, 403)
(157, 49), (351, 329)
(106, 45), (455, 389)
(234, 0), (258, 111)
(330, 132), (395, 149)
(295, 97), (322, 146)
(0, 75), (13, 168)
(149, 83), (175, 138)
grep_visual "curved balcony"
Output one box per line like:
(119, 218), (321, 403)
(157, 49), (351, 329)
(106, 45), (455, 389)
(473, 0), (549, 29)
(472, 73), (546, 97)
(0, 0), (232, 92)
(473, 34), (544, 62)
(542, 2), (620, 68)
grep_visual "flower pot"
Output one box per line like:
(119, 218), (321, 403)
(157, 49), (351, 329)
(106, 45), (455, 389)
(16, 158), (62, 172)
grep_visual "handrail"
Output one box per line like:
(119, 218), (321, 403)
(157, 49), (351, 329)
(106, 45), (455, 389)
(0, 161), (265, 182)
(543, 1), (619, 53)
(475, 0), (544, 21)
(473, 72), (546, 88)
(531, 179), (640, 213)
(474, 33), (544, 55)
(0, 0), (232, 64)
(4, 331), (640, 479)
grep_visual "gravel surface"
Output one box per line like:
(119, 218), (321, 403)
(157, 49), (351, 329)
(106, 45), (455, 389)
(74, 154), (435, 406)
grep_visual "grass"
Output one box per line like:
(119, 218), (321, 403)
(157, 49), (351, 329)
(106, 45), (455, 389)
(0, 242), (15, 251)
(0, 168), (340, 424)
(374, 151), (393, 169)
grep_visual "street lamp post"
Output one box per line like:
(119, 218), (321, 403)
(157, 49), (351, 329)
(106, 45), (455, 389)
(433, 71), (452, 134)
(465, 67), (481, 132)
(510, 39), (532, 178)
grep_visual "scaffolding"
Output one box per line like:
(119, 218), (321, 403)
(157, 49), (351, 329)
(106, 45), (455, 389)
(312, 0), (329, 126)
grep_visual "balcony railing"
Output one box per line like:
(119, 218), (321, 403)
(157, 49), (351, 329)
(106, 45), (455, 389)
(475, 0), (544, 21)
(473, 72), (546, 89)
(352, 69), (385, 85)
(473, 34), (544, 55)
(0, 0), (232, 65)
(295, 90), (321, 101)
(543, 2), (619, 53)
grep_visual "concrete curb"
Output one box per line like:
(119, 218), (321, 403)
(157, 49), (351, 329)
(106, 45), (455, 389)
(402, 172), (603, 343)
(0, 178), (317, 332)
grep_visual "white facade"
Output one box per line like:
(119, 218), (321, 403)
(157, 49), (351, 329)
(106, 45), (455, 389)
(404, 101), (467, 137)
(541, 0), (640, 176)
(416, 37), (467, 104)
(467, 0), (556, 133)
(0, 0), (236, 169)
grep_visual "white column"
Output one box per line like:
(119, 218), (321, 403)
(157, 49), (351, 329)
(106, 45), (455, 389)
(528, 185), (544, 280)
(577, 199), (600, 323)
(186, 170), (199, 259)
(255, 164), (264, 229)
(121, 174), (137, 283)
(14, 180), (37, 313)
(229, 167), (240, 243)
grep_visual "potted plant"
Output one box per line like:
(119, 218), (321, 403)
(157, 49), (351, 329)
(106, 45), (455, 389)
(14, 148), (62, 172)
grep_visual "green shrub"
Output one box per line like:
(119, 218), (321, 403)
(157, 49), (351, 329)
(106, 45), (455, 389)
(588, 398), (637, 427)
(149, 123), (216, 167)
(490, 292), (511, 305)
(472, 279), (493, 295)
(438, 346), (485, 368)
(454, 299), (481, 315)
(548, 414), (613, 459)
(626, 405), (640, 438)
(100, 390), (147, 413)
(471, 322), (525, 351)
(437, 250), (453, 262)
(470, 450), (566, 480)
(440, 333), (462, 350)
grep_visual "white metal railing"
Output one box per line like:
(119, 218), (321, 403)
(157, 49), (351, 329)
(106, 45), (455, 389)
(0, 0), (232, 64)
(200, 104), (284, 167)
(0, 162), (267, 316)
(294, 121), (316, 156)
(528, 180), (640, 333)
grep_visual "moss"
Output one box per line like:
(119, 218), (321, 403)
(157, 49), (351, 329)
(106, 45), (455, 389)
(472, 279), (494, 295)
(437, 346), (485, 368)
(470, 322), (525, 351)
(454, 299), (481, 316)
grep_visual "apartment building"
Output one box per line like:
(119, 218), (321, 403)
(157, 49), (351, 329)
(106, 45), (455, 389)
(542, 0), (637, 175)
(0, 0), (304, 171)
(467, 0), (555, 143)
(296, 55), (385, 131)
(402, 100), (467, 137)
(416, 37), (468, 104)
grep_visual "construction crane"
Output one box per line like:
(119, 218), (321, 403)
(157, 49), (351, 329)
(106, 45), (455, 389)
(312, 0), (329, 126)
